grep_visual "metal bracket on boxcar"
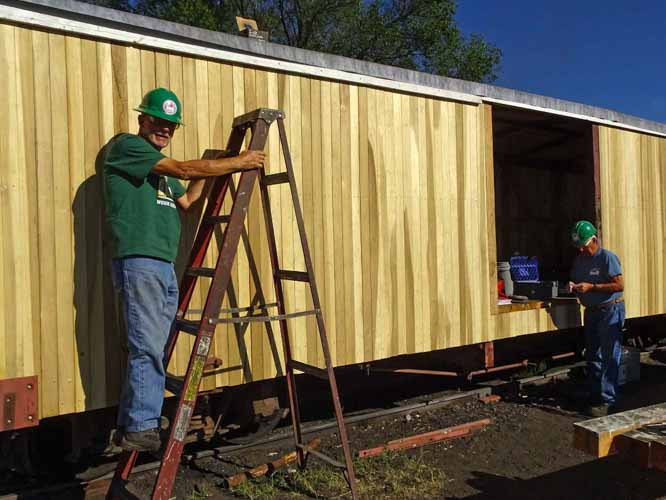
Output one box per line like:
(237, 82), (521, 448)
(0, 376), (38, 432)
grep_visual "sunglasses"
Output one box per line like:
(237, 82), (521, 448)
(145, 114), (180, 131)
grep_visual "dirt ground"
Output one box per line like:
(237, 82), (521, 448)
(116, 354), (666, 500)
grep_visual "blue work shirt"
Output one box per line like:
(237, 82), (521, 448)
(571, 247), (623, 308)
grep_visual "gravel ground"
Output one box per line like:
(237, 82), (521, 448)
(119, 354), (666, 500)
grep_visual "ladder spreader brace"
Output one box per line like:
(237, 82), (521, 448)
(106, 108), (359, 500)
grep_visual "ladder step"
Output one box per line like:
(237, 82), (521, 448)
(209, 309), (319, 324)
(232, 108), (284, 128)
(204, 214), (231, 224)
(187, 266), (216, 278)
(175, 319), (201, 336)
(296, 443), (346, 469)
(165, 373), (184, 395)
(262, 172), (290, 186)
(290, 360), (328, 380)
(182, 303), (279, 316)
(276, 270), (310, 282)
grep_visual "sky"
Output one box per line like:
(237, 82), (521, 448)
(456, 0), (666, 124)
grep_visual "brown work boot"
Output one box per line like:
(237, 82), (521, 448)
(120, 428), (161, 452)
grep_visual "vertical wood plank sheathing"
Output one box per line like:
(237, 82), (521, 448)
(288, 74), (306, 365)
(14, 27), (34, 379)
(205, 60), (225, 388)
(17, 27), (39, 381)
(392, 93), (406, 356)
(300, 76), (317, 366)
(253, 68), (275, 379)
(65, 35), (88, 412)
(49, 33), (76, 414)
(339, 84), (355, 362)
(319, 79), (336, 361)
(230, 64), (247, 384)
(182, 56), (201, 371)
(455, 103), (471, 347)
(308, 78), (324, 366)
(164, 53), (186, 376)
(217, 60), (235, 385)
(357, 85), (373, 362)
(415, 96), (428, 354)
(330, 82), (346, 362)
(349, 84), (364, 362)
(82, 38), (107, 409)
(483, 104), (498, 321)
(220, 63), (240, 386)
(34, 30), (58, 414)
(265, 68), (283, 373)
(195, 57), (214, 388)
(97, 40), (118, 406)
(0, 25), (15, 380)
(244, 66), (263, 380)
(424, 98), (437, 353)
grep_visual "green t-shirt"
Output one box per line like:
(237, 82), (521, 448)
(102, 133), (187, 262)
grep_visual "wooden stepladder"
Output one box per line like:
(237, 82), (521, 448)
(106, 109), (359, 500)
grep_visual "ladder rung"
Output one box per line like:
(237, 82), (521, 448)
(221, 302), (278, 314)
(290, 360), (328, 380)
(165, 374), (184, 395)
(176, 319), (201, 336)
(204, 214), (231, 224)
(262, 172), (289, 186)
(296, 444), (345, 469)
(187, 266), (216, 278)
(184, 303), (279, 316)
(276, 270), (310, 282)
(209, 309), (319, 324)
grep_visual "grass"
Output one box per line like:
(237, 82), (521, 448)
(228, 451), (445, 499)
(189, 483), (212, 499)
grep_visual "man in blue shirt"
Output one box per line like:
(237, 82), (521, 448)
(569, 220), (625, 417)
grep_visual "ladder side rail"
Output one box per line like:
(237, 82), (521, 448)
(106, 450), (139, 498)
(152, 120), (271, 500)
(257, 163), (305, 467)
(231, 178), (284, 377)
(164, 127), (248, 364)
(276, 118), (359, 496)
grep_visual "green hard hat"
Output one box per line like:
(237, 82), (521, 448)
(134, 88), (184, 125)
(571, 220), (597, 247)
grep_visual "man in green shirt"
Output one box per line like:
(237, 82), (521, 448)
(102, 88), (265, 452)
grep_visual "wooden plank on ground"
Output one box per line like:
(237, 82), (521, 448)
(573, 403), (666, 457)
(614, 424), (666, 469)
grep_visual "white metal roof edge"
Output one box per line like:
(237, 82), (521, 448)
(485, 97), (666, 138)
(0, 3), (481, 106)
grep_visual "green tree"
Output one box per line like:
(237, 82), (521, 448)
(84, 0), (501, 83)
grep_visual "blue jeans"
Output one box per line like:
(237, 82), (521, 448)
(112, 257), (178, 432)
(584, 302), (625, 406)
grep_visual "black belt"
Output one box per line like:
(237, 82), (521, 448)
(585, 296), (624, 312)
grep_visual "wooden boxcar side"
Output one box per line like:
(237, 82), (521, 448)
(1, 7), (665, 422)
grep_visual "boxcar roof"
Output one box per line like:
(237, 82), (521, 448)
(3, 0), (666, 137)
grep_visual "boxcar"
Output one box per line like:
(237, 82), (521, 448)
(1, 0), (665, 450)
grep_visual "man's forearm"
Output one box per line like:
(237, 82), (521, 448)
(185, 178), (207, 204)
(593, 282), (624, 293)
(155, 156), (249, 180)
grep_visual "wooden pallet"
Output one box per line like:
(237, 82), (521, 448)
(573, 403), (666, 461)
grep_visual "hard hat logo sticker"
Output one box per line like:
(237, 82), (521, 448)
(163, 99), (178, 115)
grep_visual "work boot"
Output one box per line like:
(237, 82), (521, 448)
(120, 428), (162, 452)
(584, 403), (612, 418)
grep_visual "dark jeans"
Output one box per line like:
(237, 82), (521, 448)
(112, 257), (178, 432)
(584, 302), (625, 406)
